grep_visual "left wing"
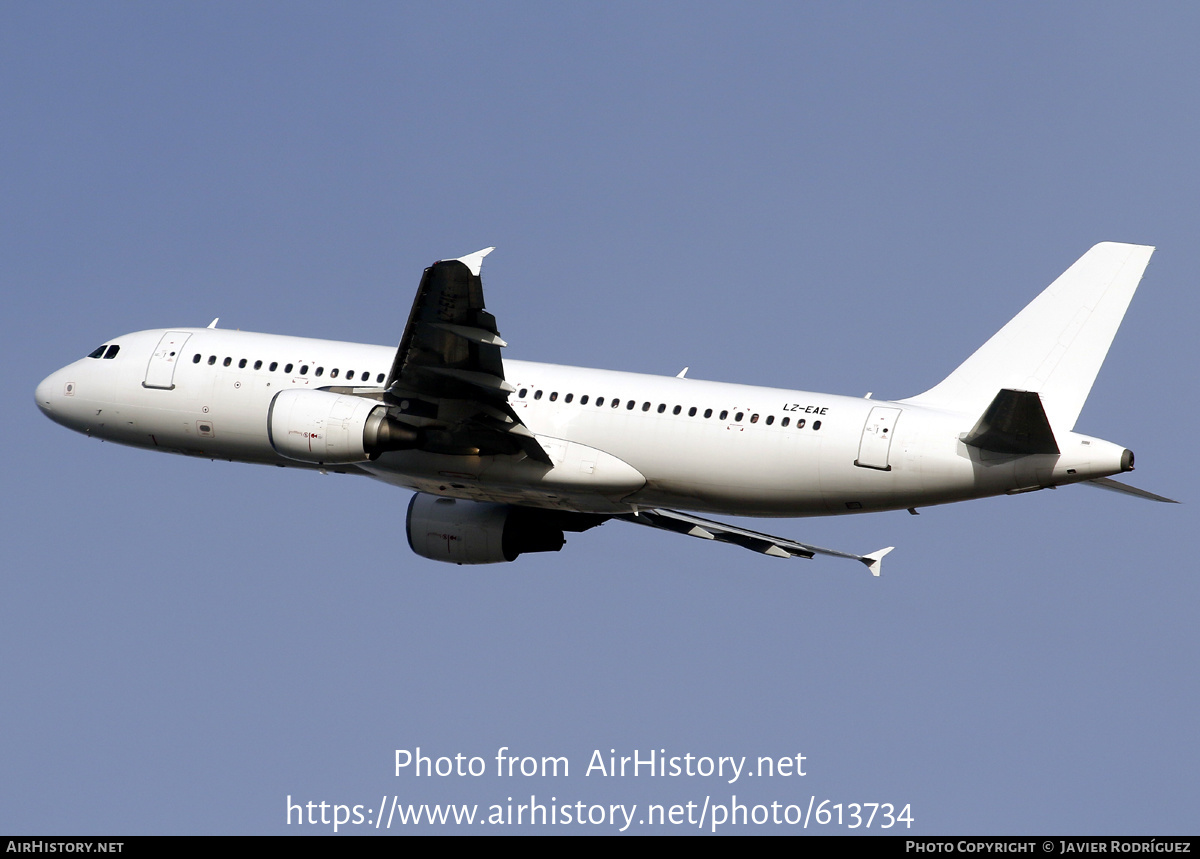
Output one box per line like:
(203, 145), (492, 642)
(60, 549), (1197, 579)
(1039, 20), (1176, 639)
(380, 248), (551, 463)
(1081, 477), (1178, 503)
(619, 508), (895, 575)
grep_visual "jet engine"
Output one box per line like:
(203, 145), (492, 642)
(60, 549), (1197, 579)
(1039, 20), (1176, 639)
(406, 493), (607, 564)
(267, 389), (418, 464)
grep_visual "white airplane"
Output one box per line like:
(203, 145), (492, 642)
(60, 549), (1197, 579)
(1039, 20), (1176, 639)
(35, 242), (1174, 574)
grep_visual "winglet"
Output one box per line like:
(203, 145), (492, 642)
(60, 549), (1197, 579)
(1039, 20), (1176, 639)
(454, 247), (495, 276)
(207, 318), (219, 329)
(862, 546), (895, 577)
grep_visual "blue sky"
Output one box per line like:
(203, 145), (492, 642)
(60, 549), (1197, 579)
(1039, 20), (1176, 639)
(4, 2), (1196, 834)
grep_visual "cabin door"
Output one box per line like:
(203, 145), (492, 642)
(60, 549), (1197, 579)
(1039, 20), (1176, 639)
(855, 407), (901, 471)
(143, 332), (192, 390)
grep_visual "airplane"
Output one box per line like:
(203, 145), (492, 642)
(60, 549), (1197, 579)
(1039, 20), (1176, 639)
(34, 242), (1175, 575)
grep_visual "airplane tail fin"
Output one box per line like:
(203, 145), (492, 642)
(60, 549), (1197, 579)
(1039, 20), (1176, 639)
(900, 242), (1155, 435)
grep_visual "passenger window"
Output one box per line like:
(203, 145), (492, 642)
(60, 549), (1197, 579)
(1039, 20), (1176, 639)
(208, 356), (217, 365)
(315, 367), (324, 377)
(300, 365), (308, 375)
(345, 370), (355, 380)
(782, 417), (790, 427)
(376, 374), (384, 383)
(720, 410), (729, 420)
(192, 354), (201, 364)
(612, 398), (621, 409)
(534, 390), (543, 400)
(688, 407), (697, 417)
(519, 388), (528, 398)
(765, 415), (774, 425)
(627, 400), (636, 410)
(813, 420), (822, 431)
(549, 392), (558, 402)
(269, 362), (278, 372)
(704, 408), (712, 418)
(254, 360), (263, 370)
(750, 413), (759, 424)
(796, 418), (806, 429)
(223, 357), (232, 367)
(238, 359), (247, 368)
(596, 397), (604, 407)
(88, 345), (107, 359)
(580, 395), (589, 405)
(565, 393), (573, 403)
(285, 363), (294, 373)
(735, 412), (744, 422)
(672, 405), (681, 415)
(330, 368), (338, 378)
(642, 402), (650, 412)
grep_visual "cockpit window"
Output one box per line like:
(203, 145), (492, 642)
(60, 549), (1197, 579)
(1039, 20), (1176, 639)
(88, 345), (107, 359)
(103, 345), (120, 359)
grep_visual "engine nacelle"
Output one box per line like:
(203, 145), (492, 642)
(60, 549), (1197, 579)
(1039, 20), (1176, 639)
(268, 389), (418, 464)
(406, 494), (568, 564)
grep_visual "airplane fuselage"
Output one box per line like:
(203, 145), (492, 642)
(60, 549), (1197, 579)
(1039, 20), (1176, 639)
(35, 325), (1131, 520)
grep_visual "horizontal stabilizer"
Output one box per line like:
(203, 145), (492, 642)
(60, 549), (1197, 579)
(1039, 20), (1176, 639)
(963, 389), (1059, 455)
(1082, 477), (1178, 504)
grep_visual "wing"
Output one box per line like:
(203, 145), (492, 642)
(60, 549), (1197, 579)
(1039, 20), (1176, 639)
(381, 248), (551, 463)
(1081, 477), (1178, 504)
(619, 508), (895, 575)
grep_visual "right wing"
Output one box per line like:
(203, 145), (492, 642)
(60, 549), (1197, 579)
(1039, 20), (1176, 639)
(379, 248), (551, 463)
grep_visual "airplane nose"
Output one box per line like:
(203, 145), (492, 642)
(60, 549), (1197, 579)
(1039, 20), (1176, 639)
(35, 373), (57, 415)
(35, 367), (92, 433)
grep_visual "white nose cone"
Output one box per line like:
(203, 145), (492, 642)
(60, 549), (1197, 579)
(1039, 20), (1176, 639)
(34, 372), (57, 416)
(34, 369), (81, 431)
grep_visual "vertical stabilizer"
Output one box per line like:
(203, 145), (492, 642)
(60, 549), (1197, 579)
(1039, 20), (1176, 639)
(901, 242), (1154, 433)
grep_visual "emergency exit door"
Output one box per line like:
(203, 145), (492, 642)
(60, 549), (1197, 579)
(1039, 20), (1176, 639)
(855, 406), (901, 471)
(143, 332), (192, 390)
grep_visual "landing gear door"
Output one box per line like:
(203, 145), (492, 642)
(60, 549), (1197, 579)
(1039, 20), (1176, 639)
(143, 332), (192, 390)
(855, 406), (901, 471)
